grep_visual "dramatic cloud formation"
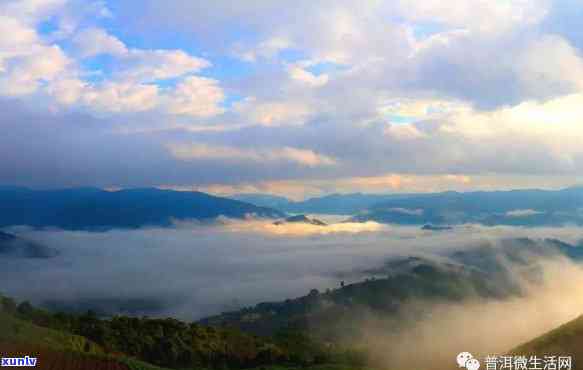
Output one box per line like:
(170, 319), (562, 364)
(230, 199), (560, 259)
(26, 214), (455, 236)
(3, 222), (583, 321)
(4, 1), (583, 194)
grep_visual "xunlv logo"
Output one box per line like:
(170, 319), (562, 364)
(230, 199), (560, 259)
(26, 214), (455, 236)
(1, 357), (38, 367)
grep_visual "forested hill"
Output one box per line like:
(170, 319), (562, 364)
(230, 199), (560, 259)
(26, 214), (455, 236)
(0, 187), (284, 230)
(0, 295), (367, 370)
(201, 237), (583, 338)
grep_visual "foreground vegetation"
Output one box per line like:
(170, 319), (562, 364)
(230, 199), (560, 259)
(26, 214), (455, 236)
(0, 311), (173, 370)
(0, 294), (367, 370)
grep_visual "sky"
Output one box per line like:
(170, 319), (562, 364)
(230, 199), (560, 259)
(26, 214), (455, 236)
(3, 0), (583, 199)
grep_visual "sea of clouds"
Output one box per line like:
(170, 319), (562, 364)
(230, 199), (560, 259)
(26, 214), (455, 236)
(2, 219), (583, 322)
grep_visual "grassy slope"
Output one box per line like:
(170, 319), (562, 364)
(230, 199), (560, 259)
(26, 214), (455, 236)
(0, 311), (100, 353)
(0, 311), (360, 370)
(512, 314), (583, 367)
(0, 311), (172, 370)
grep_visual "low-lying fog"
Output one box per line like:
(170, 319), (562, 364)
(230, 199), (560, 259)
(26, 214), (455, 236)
(2, 219), (583, 321)
(6, 219), (583, 365)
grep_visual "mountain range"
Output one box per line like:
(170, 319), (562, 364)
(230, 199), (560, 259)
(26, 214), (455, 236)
(0, 187), (284, 230)
(233, 187), (583, 226)
(230, 192), (412, 215)
(3, 186), (583, 230)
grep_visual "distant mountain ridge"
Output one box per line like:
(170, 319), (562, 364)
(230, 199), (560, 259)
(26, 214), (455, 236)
(233, 187), (583, 226)
(353, 187), (583, 226)
(230, 192), (418, 215)
(229, 193), (292, 210)
(5, 186), (583, 230)
(0, 187), (284, 230)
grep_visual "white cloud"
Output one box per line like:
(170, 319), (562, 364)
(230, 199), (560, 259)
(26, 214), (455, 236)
(505, 209), (545, 217)
(168, 143), (337, 167)
(73, 27), (128, 57)
(384, 124), (427, 140)
(233, 37), (292, 62)
(1, 0), (68, 24)
(0, 44), (70, 96)
(49, 76), (226, 117)
(515, 35), (583, 98)
(387, 208), (425, 216)
(436, 93), (583, 161)
(47, 78), (86, 105)
(80, 82), (160, 113)
(0, 16), (38, 57)
(165, 76), (225, 117)
(0, 14), (222, 117)
(0, 7), (72, 97)
(221, 219), (384, 236)
(395, 0), (549, 34)
(288, 65), (329, 87)
(234, 97), (312, 126)
(118, 49), (210, 83)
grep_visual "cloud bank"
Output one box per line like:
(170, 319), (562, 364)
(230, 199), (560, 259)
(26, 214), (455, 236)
(2, 222), (583, 322)
(3, 1), (583, 194)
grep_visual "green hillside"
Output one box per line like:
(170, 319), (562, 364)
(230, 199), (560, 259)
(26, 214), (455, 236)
(1, 293), (368, 370)
(0, 309), (365, 370)
(512, 314), (583, 365)
(0, 310), (100, 353)
(0, 301), (173, 370)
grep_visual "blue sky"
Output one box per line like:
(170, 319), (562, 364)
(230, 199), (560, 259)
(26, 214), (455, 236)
(3, 0), (583, 199)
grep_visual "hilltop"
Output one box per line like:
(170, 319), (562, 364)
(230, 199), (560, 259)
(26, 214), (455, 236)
(274, 215), (328, 226)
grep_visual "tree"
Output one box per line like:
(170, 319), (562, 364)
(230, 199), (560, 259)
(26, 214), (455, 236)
(17, 301), (33, 316)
